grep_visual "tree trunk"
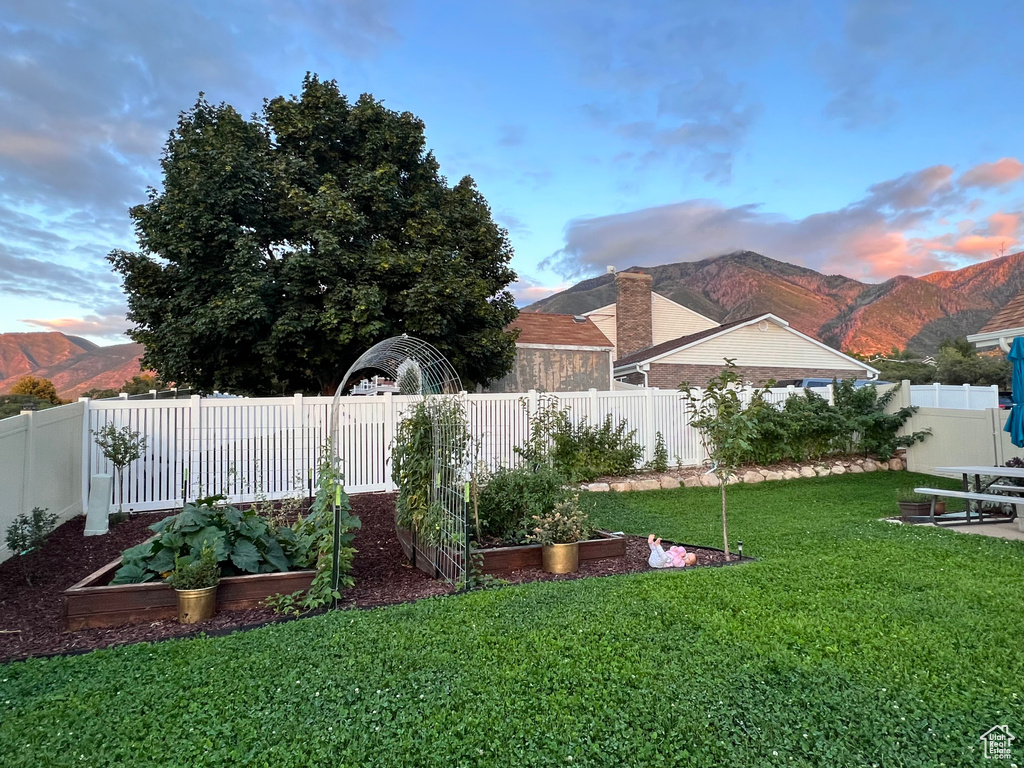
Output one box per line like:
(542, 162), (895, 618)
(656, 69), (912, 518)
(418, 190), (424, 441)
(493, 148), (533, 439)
(720, 478), (730, 560)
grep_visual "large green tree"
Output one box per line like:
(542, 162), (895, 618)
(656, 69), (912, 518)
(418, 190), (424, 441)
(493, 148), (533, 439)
(111, 76), (519, 396)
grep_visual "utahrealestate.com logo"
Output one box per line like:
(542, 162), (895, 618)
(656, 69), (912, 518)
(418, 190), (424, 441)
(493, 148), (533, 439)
(980, 725), (1015, 760)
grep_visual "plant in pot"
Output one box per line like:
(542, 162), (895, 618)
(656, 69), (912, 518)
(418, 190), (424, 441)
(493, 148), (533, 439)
(165, 544), (220, 624)
(896, 489), (945, 520)
(525, 496), (593, 574)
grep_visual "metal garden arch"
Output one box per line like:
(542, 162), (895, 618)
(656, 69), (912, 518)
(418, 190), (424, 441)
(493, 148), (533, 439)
(330, 335), (469, 591)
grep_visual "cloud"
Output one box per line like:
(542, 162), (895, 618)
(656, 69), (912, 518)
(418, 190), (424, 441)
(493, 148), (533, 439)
(498, 125), (527, 147)
(960, 158), (1024, 189)
(510, 275), (573, 306)
(23, 311), (130, 341)
(543, 159), (1024, 282)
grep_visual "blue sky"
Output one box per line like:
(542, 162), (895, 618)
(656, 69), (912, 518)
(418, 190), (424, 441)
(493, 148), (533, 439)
(2, 0), (1024, 344)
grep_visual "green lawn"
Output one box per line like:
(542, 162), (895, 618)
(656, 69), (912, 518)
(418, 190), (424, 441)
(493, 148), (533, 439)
(2, 472), (1022, 767)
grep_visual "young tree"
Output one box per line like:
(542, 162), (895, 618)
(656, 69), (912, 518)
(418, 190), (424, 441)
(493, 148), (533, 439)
(111, 75), (519, 396)
(679, 361), (764, 559)
(92, 424), (147, 514)
(10, 376), (62, 405)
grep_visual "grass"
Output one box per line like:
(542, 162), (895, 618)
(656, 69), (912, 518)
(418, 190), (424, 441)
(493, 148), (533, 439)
(2, 472), (1022, 767)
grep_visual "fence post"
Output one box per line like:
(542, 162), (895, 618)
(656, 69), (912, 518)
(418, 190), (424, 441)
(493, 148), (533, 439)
(528, 389), (538, 419)
(991, 384), (999, 410)
(963, 383), (971, 409)
(293, 393), (305, 490)
(187, 394), (201, 504)
(826, 383), (834, 406)
(79, 397), (91, 516)
(589, 388), (598, 425)
(644, 387), (656, 463)
(19, 409), (35, 516)
(933, 382), (941, 407)
(383, 391), (396, 492)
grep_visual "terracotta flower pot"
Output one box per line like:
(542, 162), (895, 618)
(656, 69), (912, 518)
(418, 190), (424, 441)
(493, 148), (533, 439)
(176, 585), (217, 624)
(541, 542), (579, 574)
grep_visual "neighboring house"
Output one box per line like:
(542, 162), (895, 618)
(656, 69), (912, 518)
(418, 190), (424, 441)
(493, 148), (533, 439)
(967, 290), (1024, 351)
(486, 313), (615, 393)
(612, 311), (878, 390)
(583, 271), (719, 358)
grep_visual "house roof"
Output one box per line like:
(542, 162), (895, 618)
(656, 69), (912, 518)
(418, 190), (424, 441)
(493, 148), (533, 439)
(979, 290), (1024, 335)
(613, 313), (879, 375)
(614, 315), (755, 367)
(509, 313), (613, 348)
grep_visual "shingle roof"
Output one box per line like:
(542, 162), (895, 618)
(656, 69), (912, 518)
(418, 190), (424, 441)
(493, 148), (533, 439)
(614, 315), (759, 367)
(980, 289), (1024, 334)
(510, 313), (613, 348)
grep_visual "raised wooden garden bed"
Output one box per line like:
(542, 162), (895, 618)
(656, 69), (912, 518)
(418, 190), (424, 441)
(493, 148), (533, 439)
(476, 531), (627, 574)
(62, 557), (314, 631)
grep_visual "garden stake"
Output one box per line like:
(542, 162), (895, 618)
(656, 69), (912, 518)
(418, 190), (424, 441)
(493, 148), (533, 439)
(331, 480), (342, 609)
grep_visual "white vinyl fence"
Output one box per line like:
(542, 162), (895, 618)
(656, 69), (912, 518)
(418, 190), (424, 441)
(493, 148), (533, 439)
(909, 383), (999, 410)
(1, 383), (831, 561)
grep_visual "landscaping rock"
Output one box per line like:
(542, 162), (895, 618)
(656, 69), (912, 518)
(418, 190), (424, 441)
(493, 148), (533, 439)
(611, 482), (632, 492)
(683, 476), (702, 488)
(888, 458), (904, 471)
(726, 474), (742, 485)
(742, 470), (764, 484)
(632, 478), (662, 492)
(764, 471), (784, 481)
(876, 461), (889, 471)
(783, 469), (801, 480)
(587, 482), (611, 492)
(700, 473), (721, 487)
(863, 461), (877, 472)
(815, 467), (831, 477)
(799, 466), (816, 478)
(832, 465), (846, 475)
(848, 464), (864, 473)
(660, 476), (680, 490)
(758, 469), (770, 477)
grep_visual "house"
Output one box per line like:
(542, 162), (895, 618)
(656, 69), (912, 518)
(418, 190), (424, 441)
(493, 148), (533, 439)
(605, 271), (878, 388)
(583, 271), (719, 359)
(486, 313), (615, 393)
(966, 290), (1024, 351)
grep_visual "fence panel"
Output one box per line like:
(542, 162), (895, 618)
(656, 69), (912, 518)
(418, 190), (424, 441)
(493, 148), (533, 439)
(909, 384), (999, 410)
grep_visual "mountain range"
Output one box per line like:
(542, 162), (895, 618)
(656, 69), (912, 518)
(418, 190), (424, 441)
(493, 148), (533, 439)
(525, 250), (1024, 356)
(0, 333), (144, 399)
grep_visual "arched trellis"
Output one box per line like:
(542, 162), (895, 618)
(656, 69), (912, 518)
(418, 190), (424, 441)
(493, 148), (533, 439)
(330, 335), (469, 591)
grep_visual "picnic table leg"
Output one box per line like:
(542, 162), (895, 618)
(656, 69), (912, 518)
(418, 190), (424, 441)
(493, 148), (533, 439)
(929, 496), (936, 525)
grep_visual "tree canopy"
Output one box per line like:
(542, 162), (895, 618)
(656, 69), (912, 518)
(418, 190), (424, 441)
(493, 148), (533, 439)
(10, 376), (62, 405)
(111, 75), (519, 396)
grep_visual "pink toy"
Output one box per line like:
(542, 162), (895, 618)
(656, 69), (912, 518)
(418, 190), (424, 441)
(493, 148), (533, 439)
(647, 534), (697, 568)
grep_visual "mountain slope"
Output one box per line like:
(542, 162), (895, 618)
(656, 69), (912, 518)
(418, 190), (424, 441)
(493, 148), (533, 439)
(526, 251), (1024, 355)
(0, 332), (145, 398)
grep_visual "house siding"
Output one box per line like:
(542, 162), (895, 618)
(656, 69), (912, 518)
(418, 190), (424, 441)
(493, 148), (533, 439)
(586, 295), (717, 357)
(487, 347), (612, 393)
(656, 322), (866, 370)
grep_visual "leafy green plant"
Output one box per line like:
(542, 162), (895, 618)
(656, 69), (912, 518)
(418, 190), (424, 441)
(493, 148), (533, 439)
(392, 397), (470, 546)
(92, 423), (147, 514)
(4, 507), (57, 586)
(165, 544), (220, 590)
(113, 499), (308, 585)
(680, 361), (760, 558)
(266, 452), (360, 615)
(516, 395), (643, 482)
(831, 379), (929, 459)
(523, 495), (594, 546)
(647, 431), (669, 472)
(475, 463), (572, 543)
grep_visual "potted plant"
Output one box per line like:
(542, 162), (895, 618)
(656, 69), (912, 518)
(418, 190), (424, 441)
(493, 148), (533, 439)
(525, 496), (593, 574)
(896, 489), (945, 520)
(165, 545), (220, 624)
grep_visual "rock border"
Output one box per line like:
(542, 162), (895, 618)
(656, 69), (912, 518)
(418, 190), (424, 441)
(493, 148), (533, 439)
(583, 456), (905, 493)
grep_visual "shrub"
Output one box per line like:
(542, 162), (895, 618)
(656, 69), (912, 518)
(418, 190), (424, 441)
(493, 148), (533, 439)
(165, 545), (220, 590)
(516, 395), (643, 482)
(392, 397), (470, 545)
(4, 507), (58, 586)
(475, 463), (572, 543)
(647, 431), (669, 472)
(523, 495), (594, 546)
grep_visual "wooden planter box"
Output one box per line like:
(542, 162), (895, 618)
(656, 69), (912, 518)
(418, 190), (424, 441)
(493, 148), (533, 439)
(476, 531), (626, 574)
(62, 558), (314, 631)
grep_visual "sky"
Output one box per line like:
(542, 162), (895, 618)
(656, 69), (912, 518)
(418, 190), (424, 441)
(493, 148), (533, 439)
(2, 0), (1024, 345)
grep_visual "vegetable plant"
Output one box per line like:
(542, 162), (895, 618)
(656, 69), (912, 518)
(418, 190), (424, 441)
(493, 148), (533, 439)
(165, 544), (220, 590)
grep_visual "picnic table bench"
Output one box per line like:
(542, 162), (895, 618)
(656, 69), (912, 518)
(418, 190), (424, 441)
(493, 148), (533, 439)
(913, 487), (1023, 524)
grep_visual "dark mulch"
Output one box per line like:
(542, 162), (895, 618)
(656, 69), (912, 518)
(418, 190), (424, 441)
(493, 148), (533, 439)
(0, 495), (742, 662)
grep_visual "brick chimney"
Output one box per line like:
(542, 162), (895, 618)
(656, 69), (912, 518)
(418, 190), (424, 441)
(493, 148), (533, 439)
(615, 271), (653, 358)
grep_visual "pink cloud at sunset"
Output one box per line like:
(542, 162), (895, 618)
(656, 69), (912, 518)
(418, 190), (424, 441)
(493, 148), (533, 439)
(959, 158), (1024, 188)
(547, 158), (1024, 284)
